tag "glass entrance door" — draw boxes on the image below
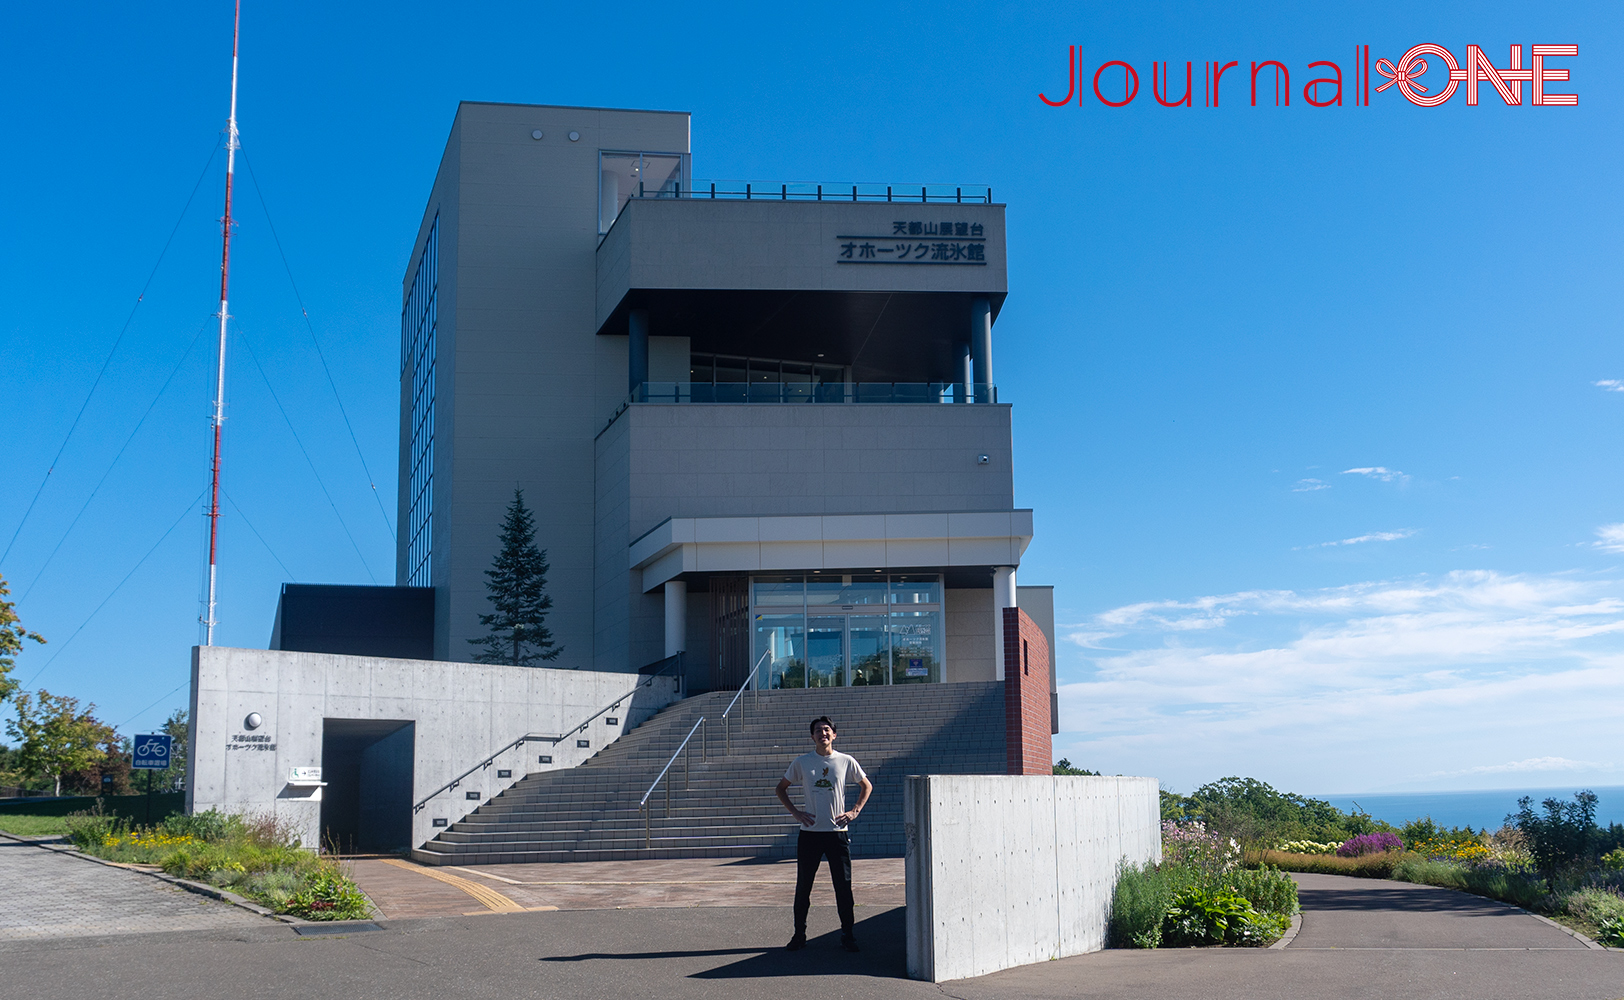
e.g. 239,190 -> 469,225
806,617 -> 846,687
848,616 -> 888,685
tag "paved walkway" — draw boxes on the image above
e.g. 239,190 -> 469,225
1286,871 -> 1588,950
348,855 -> 907,917
0,837 -> 264,941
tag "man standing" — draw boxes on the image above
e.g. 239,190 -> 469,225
776,715 -> 873,952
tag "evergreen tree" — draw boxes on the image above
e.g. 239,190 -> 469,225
468,489 -> 561,666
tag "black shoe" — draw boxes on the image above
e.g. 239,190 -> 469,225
841,934 -> 861,953
785,933 -> 807,951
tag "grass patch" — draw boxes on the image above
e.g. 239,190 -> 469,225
0,813 -> 72,837
1249,849 -> 1400,879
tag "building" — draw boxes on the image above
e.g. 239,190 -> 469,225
396,101 -> 1052,695
190,101 -> 1056,855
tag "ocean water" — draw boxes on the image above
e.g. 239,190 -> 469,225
1314,786 -> 1624,833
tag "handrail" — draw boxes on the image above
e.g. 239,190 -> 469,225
413,661 -> 684,814
640,717 -> 706,808
724,649 -> 770,719
721,649 -> 770,753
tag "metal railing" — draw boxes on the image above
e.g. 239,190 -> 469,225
721,650 -> 770,754
413,657 -> 684,815
640,716 -> 706,848
629,382 -> 997,406
628,180 -> 992,205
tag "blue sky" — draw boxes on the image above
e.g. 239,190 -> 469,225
2,1 -> 1619,796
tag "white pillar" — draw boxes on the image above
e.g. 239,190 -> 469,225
991,566 -> 1016,681
664,580 -> 687,657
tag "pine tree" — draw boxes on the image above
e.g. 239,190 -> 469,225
468,488 -> 561,666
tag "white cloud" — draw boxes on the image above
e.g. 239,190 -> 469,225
1435,756 -> 1608,777
1342,466 -> 1409,483
1292,478 -> 1330,492
1056,569 -> 1624,793
1296,528 -> 1417,550
1595,524 -> 1624,554
1595,380 -> 1624,393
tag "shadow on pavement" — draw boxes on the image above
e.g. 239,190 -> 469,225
1298,885 -> 1515,914
539,909 -> 908,980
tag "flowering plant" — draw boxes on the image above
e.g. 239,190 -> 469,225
1162,820 -> 1240,875
1337,832 -> 1402,857
1277,839 -> 1339,855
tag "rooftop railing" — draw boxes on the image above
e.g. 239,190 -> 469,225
630,381 -> 997,405
628,180 -> 993,204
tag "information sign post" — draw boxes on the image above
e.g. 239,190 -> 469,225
132,734 -> 172,826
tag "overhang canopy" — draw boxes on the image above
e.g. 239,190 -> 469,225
630,510 -> 1033,592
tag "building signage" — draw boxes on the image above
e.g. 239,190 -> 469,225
905,658 -> 929,678
228,733 -> 277,752
837,221 -> 987,265
132,734 -> 172,770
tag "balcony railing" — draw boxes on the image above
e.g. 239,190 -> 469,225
628,180 -> 993,205
631,382 -> 997,405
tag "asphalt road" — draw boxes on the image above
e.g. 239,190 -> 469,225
1,846 -> 1617,1000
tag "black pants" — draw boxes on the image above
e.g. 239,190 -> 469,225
794,830 -> 855,934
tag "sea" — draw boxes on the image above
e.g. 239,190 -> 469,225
1313,786 -> 1624,833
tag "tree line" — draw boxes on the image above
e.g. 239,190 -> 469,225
1,572 -> 187,797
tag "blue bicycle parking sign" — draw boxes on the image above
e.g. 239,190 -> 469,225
133,733 -> 172,770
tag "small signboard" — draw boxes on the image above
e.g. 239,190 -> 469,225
132,734 -> 171,770
905,658 -> 929,678
287,767 -> 324,785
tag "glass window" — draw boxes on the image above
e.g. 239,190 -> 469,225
755,614 -> 806,689
599,152 -> 683,234
805,577 -> 845,608
689,355 -> 712,382
806,617 -> 845,688
889,575 -> 942,605
748,359 -> 780,383
714,357 -> 748,383
889,610 -> 942,684
752,576 -> 804,606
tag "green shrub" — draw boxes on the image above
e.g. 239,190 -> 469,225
1226,864 -> 1299,917
1109,861 -> 1173,948
1601,847 -> 1624,873
286,866 -> 372,921
1392,856 -> 1549,910
64,809 -> 123,851
1161,887 -> 1283,947
1509,791 -> 1602,885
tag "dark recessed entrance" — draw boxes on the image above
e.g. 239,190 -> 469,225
320,719 -> 414,854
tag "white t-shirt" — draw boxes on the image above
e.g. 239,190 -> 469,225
784,750 -> 868,832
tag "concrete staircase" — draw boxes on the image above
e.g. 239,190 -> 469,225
411,682 -> 1006,864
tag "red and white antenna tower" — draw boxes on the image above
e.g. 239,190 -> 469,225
203,0 -> 241,645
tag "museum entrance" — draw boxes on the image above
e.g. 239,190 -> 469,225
753,574 -> 943,688
319,719 -> 415,854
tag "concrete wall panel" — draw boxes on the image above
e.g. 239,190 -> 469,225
904,774 -> 1161,982
189,646 -> 679,851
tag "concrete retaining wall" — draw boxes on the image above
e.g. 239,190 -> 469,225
187,646 -> 680,850
904,774 -> 1161,982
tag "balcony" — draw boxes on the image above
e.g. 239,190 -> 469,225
632,381 -> 997,404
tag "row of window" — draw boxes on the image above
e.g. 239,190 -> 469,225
688,354 -> 847,386
402,218 -> 438,588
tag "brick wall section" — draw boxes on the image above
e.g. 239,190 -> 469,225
1003,607 -> 1053,775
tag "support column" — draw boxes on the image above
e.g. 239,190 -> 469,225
958,339 -> 973,403
970,297 -> 992,402
628,308 -> 649,395
991,566 -> 1016,680
664,579 -> 687,657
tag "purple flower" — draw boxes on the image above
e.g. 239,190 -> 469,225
1337,832 -> 1402,857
